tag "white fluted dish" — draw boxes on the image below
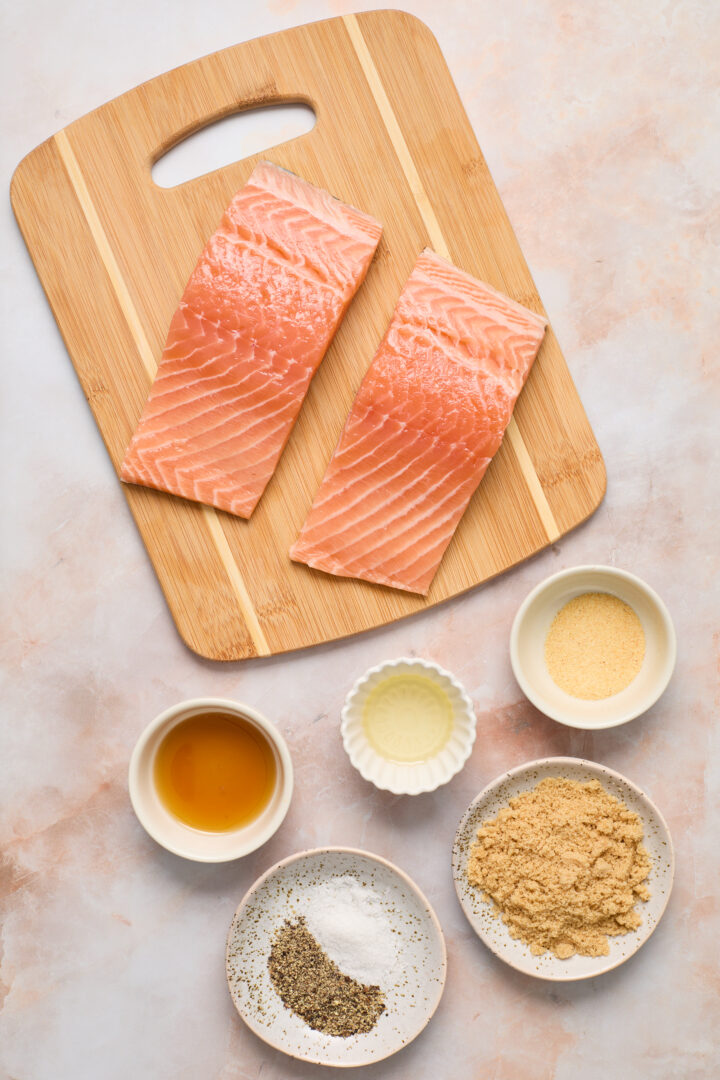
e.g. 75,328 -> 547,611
341,658 -> 476,795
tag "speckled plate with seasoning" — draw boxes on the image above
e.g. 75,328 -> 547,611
452,757 -> 674,981
226,847 -> 446,1067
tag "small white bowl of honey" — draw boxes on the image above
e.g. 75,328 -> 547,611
341,658 -> 476,795
129,698 -> 293,861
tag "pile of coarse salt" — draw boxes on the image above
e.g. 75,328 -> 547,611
303,875 -> 399,986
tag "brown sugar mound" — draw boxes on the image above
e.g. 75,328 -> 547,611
467,777 -> 651,959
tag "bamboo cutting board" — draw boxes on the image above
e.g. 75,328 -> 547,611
12,11 -> 605,661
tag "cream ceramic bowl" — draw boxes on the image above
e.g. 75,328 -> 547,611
510,565 -> 676,729
226,847 -> 446,1067
341,658 -> 476,795
128,697 -> 293,862
452,757 -> 674,981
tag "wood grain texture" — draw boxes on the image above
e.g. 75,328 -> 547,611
11,10 -> 606,661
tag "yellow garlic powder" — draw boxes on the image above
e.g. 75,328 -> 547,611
545,592 -> 645,700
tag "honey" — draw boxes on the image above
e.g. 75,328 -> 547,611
153,712 -> 276,831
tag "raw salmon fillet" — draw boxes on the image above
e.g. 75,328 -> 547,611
120,161 -> 382,517
289,250 -> 547,595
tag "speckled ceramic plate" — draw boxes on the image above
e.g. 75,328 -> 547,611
452,757 -> 674,981
226,847 -> 446,1066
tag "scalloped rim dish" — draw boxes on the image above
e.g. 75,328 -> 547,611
341,658 -> 476,794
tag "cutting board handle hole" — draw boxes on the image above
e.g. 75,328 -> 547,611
151,103 -> 316,188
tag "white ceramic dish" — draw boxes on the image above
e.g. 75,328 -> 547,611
226,847 -> 446,1067
510,565 -> 676,729
128,697 -> 293,862
452,757 -> 674,981
341,658 -> 476,795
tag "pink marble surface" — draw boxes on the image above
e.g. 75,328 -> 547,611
2,1 -> 719,1077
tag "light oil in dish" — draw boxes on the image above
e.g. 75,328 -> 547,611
362,674 -> 453,764
153,712 -> 276,832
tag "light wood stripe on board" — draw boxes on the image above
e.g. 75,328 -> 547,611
503,422 -> 560,541
54,128 -> 270,656
343,13 -> 561,544
202,508 -> 270,655
55,130 -> 158,381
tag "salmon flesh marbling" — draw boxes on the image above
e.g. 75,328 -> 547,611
121,161 -> 382,517
290,250 -> 547,594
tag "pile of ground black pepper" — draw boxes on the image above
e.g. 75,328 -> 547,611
268,917 -> 386,1037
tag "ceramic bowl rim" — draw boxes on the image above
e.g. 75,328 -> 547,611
340,657 -> 476,794
128,696 -> 293,862
510,564 -> 677,729
452,755 -> 675,981
225,845 -> 448,1067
